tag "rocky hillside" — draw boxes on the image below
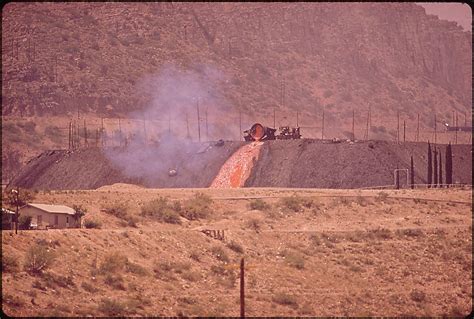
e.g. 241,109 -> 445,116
2,3 -> 471,122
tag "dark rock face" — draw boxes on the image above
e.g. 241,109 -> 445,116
1,3 -> 471,118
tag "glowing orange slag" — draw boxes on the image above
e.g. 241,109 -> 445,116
210,142 -> 263,188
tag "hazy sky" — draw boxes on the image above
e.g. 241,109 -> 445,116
417,3 -> 472,32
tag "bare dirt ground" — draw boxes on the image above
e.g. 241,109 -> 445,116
2,186 -> 472,317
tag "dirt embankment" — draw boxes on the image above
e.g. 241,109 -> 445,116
245,139 -> 472,188
10,141 -> 244,190
9,139 -> 471,190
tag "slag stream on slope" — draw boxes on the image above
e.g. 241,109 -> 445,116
210,142 -> 263,188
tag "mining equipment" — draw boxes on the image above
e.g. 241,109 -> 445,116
276,126 -> 301,140
243,123 -> 301,141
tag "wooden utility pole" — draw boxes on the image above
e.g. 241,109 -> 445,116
205,108 -> 209,141
273,107 -> 276,128
352,109 -> 355,141
143,117 -> 147,144
239,110 -> 242,141
397,111 -> 400,143
321,107 -> 325,140
83,119 -> 88,147
240,258 -> 245,318
455,112 -> 458,144
296,111 -> 299,127
434,114 -> 437,144
168,113 -> 171,133
118,118 -> 122,147
186,113 -> 190,139
68,121 -> 72,150
364,107 -> 370,140
196,99 -> 201,142
416,113 -> 420,142
54,55 -> 58,82
101,117 -> 105,147
403,120 -> 406,143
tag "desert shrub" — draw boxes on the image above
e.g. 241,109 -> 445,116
42,272 -> 75,289
2,254 -> 20,272
226,241 -> 244,254
104,274 -> 126,290
272,292 -> 298,308
141,197 -> 181,224
397,228 -> 424,238
24,244 -> 56,275
44,125 -> 64,144
410,289 -> 426,302
3,294 -> 26,308
153,261 -> 177,281
356,195 -> 369,207
248,198 -> 270,211
246,218 -> 262,232
16,121 -> 36,134
282,250 -> 305,269
372,227 -> 392,240
181,270 -> 201,282
189,250 -> 201,262
376,191 -> 389,202
18,215 -> 32,230
103,203 -> 128,219
98,298 -> 126,316
323,89 -> 333,98
81,281 -> 99,293
309,234 -> 322,246
171,261 -> 191,274
126,261 -> 149,276
279,196 -> 304,212
84,219 -> 102,229
210,246 -> 229,263
178,296 -> 197,305
180,192 -> 213,220
100,252 -> 128,274
32,279 -> 47,291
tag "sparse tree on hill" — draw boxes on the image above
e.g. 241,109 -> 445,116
427,142 -> 432,188
72,205 -> 87,228
410,156 -> 414,189
445,143 -> 453,187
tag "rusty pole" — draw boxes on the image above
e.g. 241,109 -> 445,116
321,107 -> 325,140
352,109 -> 355,141
397,111 -> 400,143
434,114 -> 437,144
239,110 -> 242,141
416,113 -> 420,142
403,120 -> 406,143
196,99 -> 201,142
455,112 -> 458,144
205,107 -> 209,141
296,111 -> 299,127
240,258 -> 245,318
273,107 -> 276,128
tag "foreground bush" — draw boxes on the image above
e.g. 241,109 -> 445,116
248,198 -> 271,211
279,196 -> 304,212
24,244 -> 56,275
2,254 -> 20,272
84,219 -> 102,229
141,197 -> 181,224
180,192 -> 213,220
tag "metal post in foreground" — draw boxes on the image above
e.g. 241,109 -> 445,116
240,258 -> 245,318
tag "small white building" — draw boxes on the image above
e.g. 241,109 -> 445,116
19,203 -> 80,229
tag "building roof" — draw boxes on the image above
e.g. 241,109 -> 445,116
1,208 -> 15,215
24,203 -> 75,215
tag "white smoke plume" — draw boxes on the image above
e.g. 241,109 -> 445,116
103,63 -> 239,185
